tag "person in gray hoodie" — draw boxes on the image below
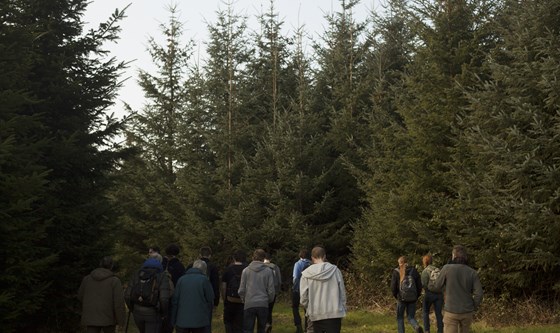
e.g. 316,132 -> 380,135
78,256 -> 126,333
238,249 -> 275,333
433,245 -> 483,333
300,246 -> 347,333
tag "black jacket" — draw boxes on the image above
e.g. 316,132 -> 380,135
390,266 -> 422,301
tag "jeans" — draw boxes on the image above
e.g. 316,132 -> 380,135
243,307 -> 268,333
292,291 -> 303,326
443,311 -> 473,333
397,300 -> 420,333
176,327 -> 206,333
267,295 -> 277,326
423,291 -> 443,333
312,318 -> 342,333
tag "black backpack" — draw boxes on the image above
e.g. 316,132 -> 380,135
395,268 -> 418,302
131,267 -> 161,307
226,268 -> 243,300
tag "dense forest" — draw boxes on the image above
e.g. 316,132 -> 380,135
1,0 -> 559,331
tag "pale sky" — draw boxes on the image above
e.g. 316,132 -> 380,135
83,0 -> 379,118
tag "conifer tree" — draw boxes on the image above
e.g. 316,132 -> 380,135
0,1 -> 128,331
114,6 -> 200,267
450,0 -> 560,299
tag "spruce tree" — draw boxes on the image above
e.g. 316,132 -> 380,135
1,1 -> 128,331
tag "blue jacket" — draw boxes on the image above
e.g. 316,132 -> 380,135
171,268 -> 214,328
292,258 -> 311,292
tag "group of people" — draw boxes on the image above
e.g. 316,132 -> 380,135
77,243 -> 481,333
390,245 -> 484,333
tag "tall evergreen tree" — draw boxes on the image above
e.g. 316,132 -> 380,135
450,0 -> 560,299
113,6 -> 200,269
1,1 -> 128,331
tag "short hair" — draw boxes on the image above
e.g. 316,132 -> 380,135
165,243 -> 180,256
193,259 -> 207,274
233,250 -> 246,263
423,254 -> 433,266
149,246 -> 160,253
200,246 -> 212,258
452,245 -> 467,260
100,256 -> 114,270
311,246 -> 326,260
253,249 -> 266,262
298,248 -> 309,259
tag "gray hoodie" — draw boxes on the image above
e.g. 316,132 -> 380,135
238,260 -> 275,309
300,262 -> 347,322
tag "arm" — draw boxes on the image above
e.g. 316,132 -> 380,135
267,270 -> 275,303
205,280 -> 215,310
337,269 -> 347,309
113,278 -> 126,327
292,261 -> 299,284
77,277 -> 85,303
299,276 -> 309,309
159,274 -> 171,317
210,265 -> 220,306
414,268 -> 423,295
390,269 -> 399,299
238,269 -> 246,302
171,279 -> 180,327
421,268 -> 429,290
472,272 -> 483,310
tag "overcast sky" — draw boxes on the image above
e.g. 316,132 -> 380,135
83,0 -> 379,117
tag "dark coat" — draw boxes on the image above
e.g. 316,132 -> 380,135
171,268 -> 214,328
78,267 -> 126,327
390,266 -> 422,302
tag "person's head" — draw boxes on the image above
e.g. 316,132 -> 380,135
452,245 -> 468,263
253,249 -> 266,262
193,259 -> 208,274
165,243 -> 180,257
232,250 -> 246,263
100,256 -> 114,270
422,254 -> 433,267
148,246 -> 160,257
311,246 -> 326,263
298,248 -> 309,259
200,246 -> 212,259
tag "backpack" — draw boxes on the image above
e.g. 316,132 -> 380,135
226,266 -> 243,303
396,268 -> 417,302
427,266 -> 441,292
130,267 -> 161,307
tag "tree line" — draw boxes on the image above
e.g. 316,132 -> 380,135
1,0 -> 559,331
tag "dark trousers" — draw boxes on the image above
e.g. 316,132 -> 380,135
224,301 -> 244,333
291,291 -> 303,326
176,327 -> 205,333
423,291 -> 444,333
243,307 -> 268,333
133,311 -> 162,333
267,295 -> 277,326
312,318 -> 342,333
86,326 -> 116,333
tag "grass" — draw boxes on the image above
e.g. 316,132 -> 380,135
124,300 -> 560,333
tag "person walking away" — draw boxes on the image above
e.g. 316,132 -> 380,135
78,256 -> 126,333
264,252 -> 282,333
391,256 -> 424,333
421,255 -> 443,333
238,249 -> 275,333
299,246 -> 346,333
222,250 -> 248,333
187,246 -> 220,333
162,243 -> 186,333
125,257 -> 172,333
171,260 -> 214,333
292,249 -> 311,333
433,245 -> 483,333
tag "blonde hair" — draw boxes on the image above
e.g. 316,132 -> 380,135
398,256 -> 407,282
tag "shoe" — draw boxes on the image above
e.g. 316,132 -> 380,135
416,326 -> 424,333
265,324 -> 272,333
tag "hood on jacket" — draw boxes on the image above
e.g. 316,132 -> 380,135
142,258 -> 163,272
247,260 -> 268,272
301,262 -> 337,281
90,267 -> 115,281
